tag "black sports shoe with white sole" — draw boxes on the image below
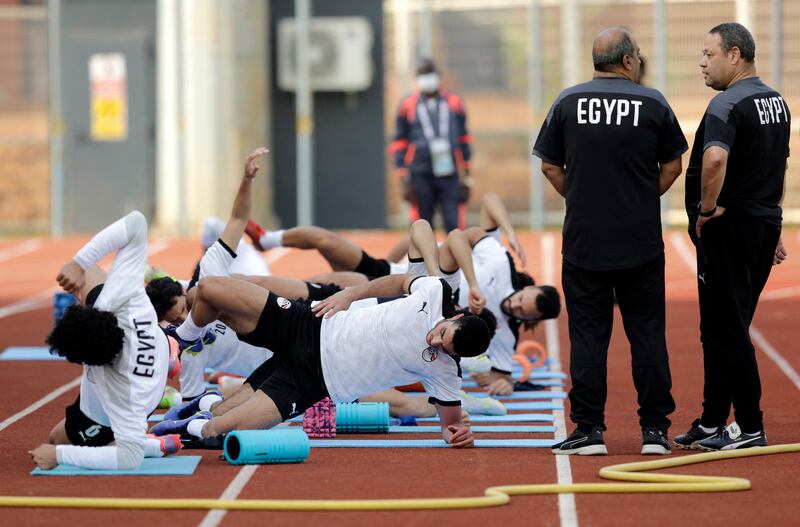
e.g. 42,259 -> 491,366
641,426 -> 671,455
674,418 -> 724,450
551,426 -> 607,455
697,422 -> 767,451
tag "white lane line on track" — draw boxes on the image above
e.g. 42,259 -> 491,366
542,232 -> 579,527
669,232 -> 800,392
197,465 -> 259,527
0,239 -> 171,320
0,239 -> 43,264
0,376 -> 81,433
197,247 -> 290,527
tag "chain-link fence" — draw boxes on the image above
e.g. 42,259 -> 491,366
0,0 -> 49,233
384,0 -> 800,227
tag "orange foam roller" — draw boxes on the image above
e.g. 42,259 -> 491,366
513,340 -> 547,382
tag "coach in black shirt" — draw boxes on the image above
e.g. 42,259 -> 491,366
674,23 -> 791,452
533,27 -> 687,456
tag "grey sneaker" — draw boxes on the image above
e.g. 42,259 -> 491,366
697,422 -> 767,451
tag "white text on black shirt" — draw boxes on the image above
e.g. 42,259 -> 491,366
577,98 -> 643,126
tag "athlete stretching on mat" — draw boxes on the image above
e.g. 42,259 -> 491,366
148,148 -> 274,400
152,275 -> 491,448
456,193 -> 561,395
29,211 -> 180,471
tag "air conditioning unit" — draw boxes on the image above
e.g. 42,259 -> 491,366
277,17 -> 374,92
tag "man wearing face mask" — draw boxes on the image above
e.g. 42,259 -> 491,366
390,58 -> 473,232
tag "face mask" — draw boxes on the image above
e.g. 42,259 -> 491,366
416,73 -> 440,94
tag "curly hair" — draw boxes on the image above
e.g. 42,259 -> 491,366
146,277 -> 184,321
46,305 -> 123,366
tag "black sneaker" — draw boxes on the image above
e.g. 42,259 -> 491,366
674,419 -> 724,450
641,426 -> 671,455
697,422 -> 767,451
551,426 -> 607,455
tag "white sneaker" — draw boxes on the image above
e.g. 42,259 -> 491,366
460,391 -> 507,415
460,354 -> 492,374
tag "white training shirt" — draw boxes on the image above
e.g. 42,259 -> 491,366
458,232 -> 518,373
56,211 -> 169,470
180,239 -> 273,397
320,276 -> 462,406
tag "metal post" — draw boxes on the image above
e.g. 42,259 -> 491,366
736,0 -> 755,33
394,0 -> 412,93
295,0 -> 313,226
771,0 -> 783,92
528,0 -> 544,230
654,0 -> 669,227
560,0 -> 581,88
419,0 -> 432,57
176,0 -> 187,236
47,0 -> 63,236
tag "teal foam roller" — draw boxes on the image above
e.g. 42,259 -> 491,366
223,429 -> 310,465
335,402 -> 389,433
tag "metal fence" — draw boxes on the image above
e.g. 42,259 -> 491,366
383,0 -> 799,228
0,1 -> 49,233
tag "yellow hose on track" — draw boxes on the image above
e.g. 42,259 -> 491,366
2,444 -> 798,511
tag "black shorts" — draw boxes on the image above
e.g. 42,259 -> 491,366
240,293 -> 328,420
304,281 -> 342,301
354,250 -> 391,280
64,395 -> 115,447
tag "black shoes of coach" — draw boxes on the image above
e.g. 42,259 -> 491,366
697,422 -> 767,451
641,426 -> 671,455
674,418 -> 724,450
551,426 -> 607,455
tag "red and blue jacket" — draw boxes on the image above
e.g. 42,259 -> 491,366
389,90 -> 472,179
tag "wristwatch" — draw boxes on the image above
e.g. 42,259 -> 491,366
698,204 -> 716,217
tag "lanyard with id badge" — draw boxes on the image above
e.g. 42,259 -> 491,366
417,98 -> 455,177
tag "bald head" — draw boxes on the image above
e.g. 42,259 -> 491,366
592,27 -> 638,74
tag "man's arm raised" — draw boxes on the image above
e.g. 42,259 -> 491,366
218,147 -> 269,251
311,274 -> 416,319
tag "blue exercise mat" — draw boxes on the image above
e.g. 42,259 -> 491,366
460,379 -> 564,388
1,347 -> 63,361
409,391 -> 567,400
389,425 -> 555,433
504,402 -> 562,410
416,413 -> 554,423
309,439 -> 556,448
463,371 -> 567,380
31,455 -> 202,476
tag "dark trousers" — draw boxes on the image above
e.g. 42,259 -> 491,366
691,212 -> 780,433
410,171 -> 460,232
562,254 -> 675,432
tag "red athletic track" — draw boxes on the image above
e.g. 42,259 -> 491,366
0,230 -> 798,527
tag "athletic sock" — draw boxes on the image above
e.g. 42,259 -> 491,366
259,230 -> 285,250
144,437 -> 165,458
187,419 -> 209,438
699,424 -> 719,434
176,313 -> 205,341
198,393 -> 223,412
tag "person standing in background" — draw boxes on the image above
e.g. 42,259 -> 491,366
391,58 -> 473,232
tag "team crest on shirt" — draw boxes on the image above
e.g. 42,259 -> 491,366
422,346 -> 438,362
276,296 -> 292,310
